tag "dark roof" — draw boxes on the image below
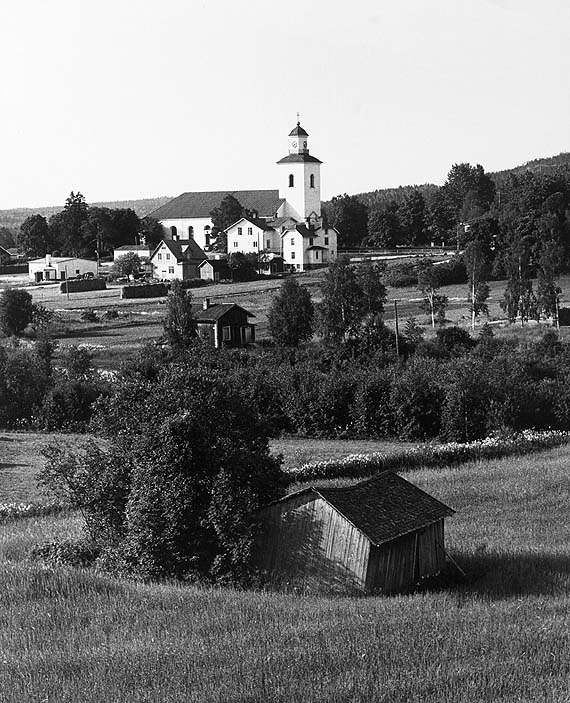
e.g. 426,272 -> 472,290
151,239 -> 206,263
277,154 -> 322,165
267,216 -> 298,228
288,122 -> 309,137
226,216 -> 275,232
192,303 -> 255,322
115,245 -> 150,251
199,259 -> 230,272
306,245 -> 327,250
281,472 -> 454,547
150,190 -> 285,220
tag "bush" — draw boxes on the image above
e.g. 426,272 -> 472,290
384,262 -> 417,288
104,309 -> 119,320
390,358 -> 443,439
59,278 -> 106,294
351,368 -> 395,437
80,308 -> 98,323
0,288 -> 34,336
29,540 -> 100,567
121,283 -> 168,299
39,363 -> 285,583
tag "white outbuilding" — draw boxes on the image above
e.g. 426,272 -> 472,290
28,254 -> 98,283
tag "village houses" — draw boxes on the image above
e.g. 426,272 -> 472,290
150,121 -> 338,272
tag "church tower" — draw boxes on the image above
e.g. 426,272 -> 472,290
277,121 -> 322,223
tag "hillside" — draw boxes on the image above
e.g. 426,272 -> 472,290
0,196 -> 172,235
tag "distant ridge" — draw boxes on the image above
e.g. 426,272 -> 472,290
0,196 -> 172,234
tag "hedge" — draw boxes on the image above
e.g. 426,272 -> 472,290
121,283 -> 168,299
285,430 -> 570,484
60,279 -> 107,293
0,264 -> 27,275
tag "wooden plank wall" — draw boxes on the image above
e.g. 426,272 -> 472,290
254,495 -> 371,592
366,520 -> 446,593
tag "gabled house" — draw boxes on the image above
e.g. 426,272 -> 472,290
0,246 -> 11,266
194,298 -> 255,348
253,471 -> 455,594
150,239 -> 207,281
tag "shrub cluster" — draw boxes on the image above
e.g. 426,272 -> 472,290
121,283 -> 168,299
59,279 -> 106,293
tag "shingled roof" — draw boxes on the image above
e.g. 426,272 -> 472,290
288,122 -> 309,137
192,303 -> 255,322
150,239 -> 206,262
281,472 -> 454,547
150,190 -> 285,220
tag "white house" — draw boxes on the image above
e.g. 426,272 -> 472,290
28,254 -> 98,283
150,121 -> 338,271
149,239 -> 207,281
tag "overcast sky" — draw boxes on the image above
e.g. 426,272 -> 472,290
0,0 -> 568,209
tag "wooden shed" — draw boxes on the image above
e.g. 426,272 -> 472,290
253,471 -> 455,594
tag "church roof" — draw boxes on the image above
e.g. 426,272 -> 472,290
276,154 -> 322,165
288,122 -> 309,137
150,190 -> 285,220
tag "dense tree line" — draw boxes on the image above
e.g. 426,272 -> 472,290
18,192 -> 163,258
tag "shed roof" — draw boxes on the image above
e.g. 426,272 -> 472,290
150,190 -> 285,220
278,472 -> 454,546
192,303 -> 255,322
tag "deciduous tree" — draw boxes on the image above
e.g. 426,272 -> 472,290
0,288 -> 34,336
163,280 -> 197,350
268,276 -> 314,346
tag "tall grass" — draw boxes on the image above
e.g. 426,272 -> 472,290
2,446 -> 570,701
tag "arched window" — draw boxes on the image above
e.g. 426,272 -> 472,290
188,226 -> 194,238
289,174 -> 294,187
170,225 -> 178,240
310,174 -> 315,189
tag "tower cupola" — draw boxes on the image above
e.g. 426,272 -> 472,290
288,122 -> 309,155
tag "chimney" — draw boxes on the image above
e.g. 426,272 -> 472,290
203,297 -> 210,310
45,253 -> 51,266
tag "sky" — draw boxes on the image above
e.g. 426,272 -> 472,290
0,0 -> 569,209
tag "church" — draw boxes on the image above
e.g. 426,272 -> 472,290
150,121 -> 338,272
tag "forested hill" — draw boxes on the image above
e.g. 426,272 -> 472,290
347,153 -> 570,209
0,196 -> 172,234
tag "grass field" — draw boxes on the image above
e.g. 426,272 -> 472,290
4,269 -> 570,370
1,436 -> 570,701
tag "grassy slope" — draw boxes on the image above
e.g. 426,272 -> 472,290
3,269 -> 570,370
1,445 -> 570,701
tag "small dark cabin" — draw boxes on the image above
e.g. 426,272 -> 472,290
193,299 -> 255,348
253,471 -> 455,594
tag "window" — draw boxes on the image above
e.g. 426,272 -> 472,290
233,241 -> 238,247
289,174 -> 294,187
158,253 -> 162,260
290,238 -> 294,246
315,251 -> 319,259
238,227 -> 243,236
309,238 -> 314,246
170,226 -> 177,238
310,174 -> 315,188
75,269 -> 80,275
296,264 -> 300,270
253,241 -> 258,248
204,225 -> 210,230
188,226 -> 194,237
266,239 -> 271,248
324,236 -> 329,245
168,266 -> 174,274
291,252 -> 295,260
248,227 -> 253,235
222,326 -> 231,341
166,253 -> 170,260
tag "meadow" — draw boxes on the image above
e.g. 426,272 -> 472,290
1,436 -> 570,701
4,269 -> 570,370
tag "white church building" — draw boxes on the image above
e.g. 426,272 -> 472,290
150,121 -> 338,271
